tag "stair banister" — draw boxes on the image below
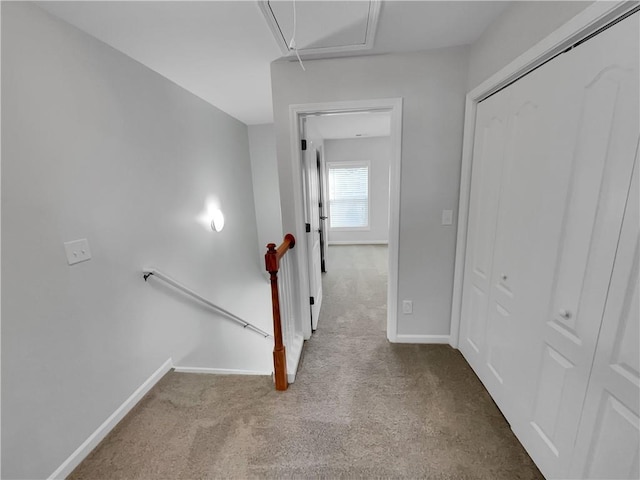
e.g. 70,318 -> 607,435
265,233 -> 296,391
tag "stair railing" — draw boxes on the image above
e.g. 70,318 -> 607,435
265,233 -> 296,391
142,268 -> 272,339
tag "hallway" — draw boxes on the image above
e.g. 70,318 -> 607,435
70,246 -> 542,479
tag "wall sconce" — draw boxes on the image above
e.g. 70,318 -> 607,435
210,209 -> 225,232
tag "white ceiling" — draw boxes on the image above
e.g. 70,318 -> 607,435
37,1 -> 510,126
37,1 -> 282,125
305,111 -> 391,140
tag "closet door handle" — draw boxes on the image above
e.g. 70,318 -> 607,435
559,309 -> 572,319
500,273 -> 508,281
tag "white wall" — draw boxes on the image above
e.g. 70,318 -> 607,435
248,123 -> 283,264
271,47 -> 469,338
468,1 -> 593,89
1,3 -> 272,478
324,137 -> 390,244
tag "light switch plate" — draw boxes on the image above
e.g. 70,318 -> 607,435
64,238 -> 92,265
442,209 -> 453,226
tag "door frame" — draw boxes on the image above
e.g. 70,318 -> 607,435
450,0 -> 638,348
289,98 -> 403,341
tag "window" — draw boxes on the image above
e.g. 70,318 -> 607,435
328,162 -> 370,229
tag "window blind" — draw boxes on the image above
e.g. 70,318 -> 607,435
328,164 -> 369,229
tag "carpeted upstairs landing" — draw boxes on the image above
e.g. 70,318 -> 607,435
70,245 -> 542,479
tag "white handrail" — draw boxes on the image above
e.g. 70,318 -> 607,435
142,267 -> 272,339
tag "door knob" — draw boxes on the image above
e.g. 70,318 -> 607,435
559,309 -> 572,319
320,216 -> 327,220
501,273 -> 508,281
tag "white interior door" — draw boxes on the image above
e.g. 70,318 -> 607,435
460,25 -> 582,423
513,15 -> 639,479
569,156 -> 639,479
458,88 -> 509,396
317,148 -> 329,273
301,129 -> 323,330
459,12 -> 639,480
484,56 -> 573,424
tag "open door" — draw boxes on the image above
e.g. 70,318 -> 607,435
317,148 -> 329,273
301,119 -> 323,331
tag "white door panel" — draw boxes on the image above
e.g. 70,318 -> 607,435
570,158 -> 639,479
317,148 -> 329,273
459,90 -> 510,374
303,140 -> 323,330
484,47 -> 577,423
515,15 -> 639,479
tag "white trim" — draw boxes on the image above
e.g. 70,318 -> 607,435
286,333 -> 305,383
449,0 -> 637,350
328,240 -> 388,245
49,358 -> 173,480
394,334 -> 450,345
289,98 -> 403,346
172,366 -> 272,376
328,227 -> 371,232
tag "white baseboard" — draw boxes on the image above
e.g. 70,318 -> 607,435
173,366 -> 271,376
328,240 -> 388,245
393,334 -> 451,344
49,358 -> 173,480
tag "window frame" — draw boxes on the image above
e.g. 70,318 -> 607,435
326,160 -> 371,232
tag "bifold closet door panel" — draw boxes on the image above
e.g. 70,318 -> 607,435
458,28 -> 579,416
513,13 -> 639,479
482,49 -> 582,424
569,157 -> 639,479
458,90 -> 510,394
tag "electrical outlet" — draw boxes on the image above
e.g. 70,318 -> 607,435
64,238 -> 92,265
402,300 -> 413,314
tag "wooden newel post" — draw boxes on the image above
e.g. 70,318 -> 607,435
265,237 -> 294,391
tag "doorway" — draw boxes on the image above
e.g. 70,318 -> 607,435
291,98 -> 403,340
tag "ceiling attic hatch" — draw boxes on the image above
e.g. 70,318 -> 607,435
259,1 -> 381,58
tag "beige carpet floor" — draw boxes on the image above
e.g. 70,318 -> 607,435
70,245 -> 543,479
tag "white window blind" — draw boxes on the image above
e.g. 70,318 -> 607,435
328,163 -> 369,229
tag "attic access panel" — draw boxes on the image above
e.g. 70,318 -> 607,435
259,1 -> 381,57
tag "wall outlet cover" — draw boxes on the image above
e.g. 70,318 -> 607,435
64,238 -> 92,265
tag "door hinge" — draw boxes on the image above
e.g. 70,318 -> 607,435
310,296 -> 315,305
301,139 -> 307,151
305,223 -> 311,233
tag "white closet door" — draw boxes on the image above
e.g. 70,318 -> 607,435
459,35 -> 575,418
459,90 -> 510,398
483,51 -> 577,424
569,157 -> 639,479
459,11 -> 639,480
513,14 -> 639,479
